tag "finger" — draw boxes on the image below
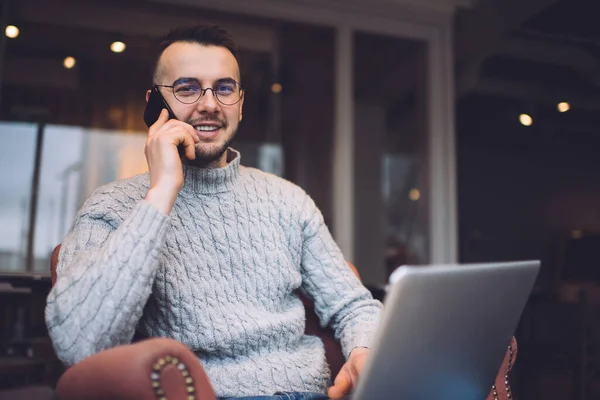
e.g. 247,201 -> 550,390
180,121 -> 200,143
181,132 -> 197,160
149,109 -> 171,135
328,369 -> 352,399
161,119 -> 200,143
154,126 -> 197,159
158,108 -> 170,123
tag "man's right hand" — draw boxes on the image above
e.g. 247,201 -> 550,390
144,108 -> 199,215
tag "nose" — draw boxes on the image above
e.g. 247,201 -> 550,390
195,88 -> 220,114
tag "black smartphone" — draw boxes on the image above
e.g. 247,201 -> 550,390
143,87 -> 177,128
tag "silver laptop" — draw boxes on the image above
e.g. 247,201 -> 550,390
352,260 -> 539,400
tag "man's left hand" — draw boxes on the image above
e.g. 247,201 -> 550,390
327,347 -> 369,399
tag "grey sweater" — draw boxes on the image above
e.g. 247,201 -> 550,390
45,149 -> 382,397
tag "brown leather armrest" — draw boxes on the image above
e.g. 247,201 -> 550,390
56,338 -> 215,400
486,336 -> 518,400
51,244 -> 61,286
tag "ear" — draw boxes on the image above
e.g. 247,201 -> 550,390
145,90 -> 151,102
238,91 -> 245,122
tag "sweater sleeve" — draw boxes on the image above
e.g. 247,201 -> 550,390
298,195 -> 382,359
45,198 -> 169,366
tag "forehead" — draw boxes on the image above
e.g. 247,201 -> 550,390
157,42 -> 240,83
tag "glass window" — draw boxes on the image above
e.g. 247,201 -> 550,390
0,122 -> 37,273
353,31 -> 429,283
31,126 -> 148,273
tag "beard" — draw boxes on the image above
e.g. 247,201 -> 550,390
194,133 -> 236,164
181,114 -> 238,168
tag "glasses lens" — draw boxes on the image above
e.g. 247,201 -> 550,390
215,80 -> 242,105
171,80 -> 243,105
173,81 -> 202,104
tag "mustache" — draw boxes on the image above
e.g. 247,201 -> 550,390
187,115 -> 228,128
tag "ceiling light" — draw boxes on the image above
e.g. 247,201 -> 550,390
519,114 -> 533,126
5,25 -> 19,39
557,102 -> 570,112
271,83 -> 282,94
409,188 -> 420,201
63,56 -> 76,69
110,41 -> 126,53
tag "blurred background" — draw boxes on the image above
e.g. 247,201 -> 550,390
0,0 -> 599,398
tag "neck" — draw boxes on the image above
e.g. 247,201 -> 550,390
180,148 -> 241,195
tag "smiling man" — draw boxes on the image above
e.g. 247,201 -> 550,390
45,26 -> 382,400
150,38 -> 243,170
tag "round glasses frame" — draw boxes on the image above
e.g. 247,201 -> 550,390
155,80 -> 244,106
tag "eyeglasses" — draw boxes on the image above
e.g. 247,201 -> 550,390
155,77 -> 244,106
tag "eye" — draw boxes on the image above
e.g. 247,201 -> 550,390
216,82 -> 235,95
174,83 -> 201,95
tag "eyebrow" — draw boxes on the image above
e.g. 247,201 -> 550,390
173,77 -> 239,85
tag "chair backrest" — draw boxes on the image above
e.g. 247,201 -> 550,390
51,244 -> 61,287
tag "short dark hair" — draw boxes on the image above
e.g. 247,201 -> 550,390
152,25 -> 238,83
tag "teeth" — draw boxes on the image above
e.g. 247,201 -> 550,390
195,125 -> 219,132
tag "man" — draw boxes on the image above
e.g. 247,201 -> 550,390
45,25 -> 382,400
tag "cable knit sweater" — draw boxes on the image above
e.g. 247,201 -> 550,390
45,149 -> 382,397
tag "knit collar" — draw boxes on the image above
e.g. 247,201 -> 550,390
181,148 -> 241,195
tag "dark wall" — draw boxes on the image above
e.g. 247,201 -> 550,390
457,95 -> 600,288
280,23 -> 335,222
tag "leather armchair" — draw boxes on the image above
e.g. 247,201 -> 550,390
50,245 -> 517,399
56,338 -> 215,400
